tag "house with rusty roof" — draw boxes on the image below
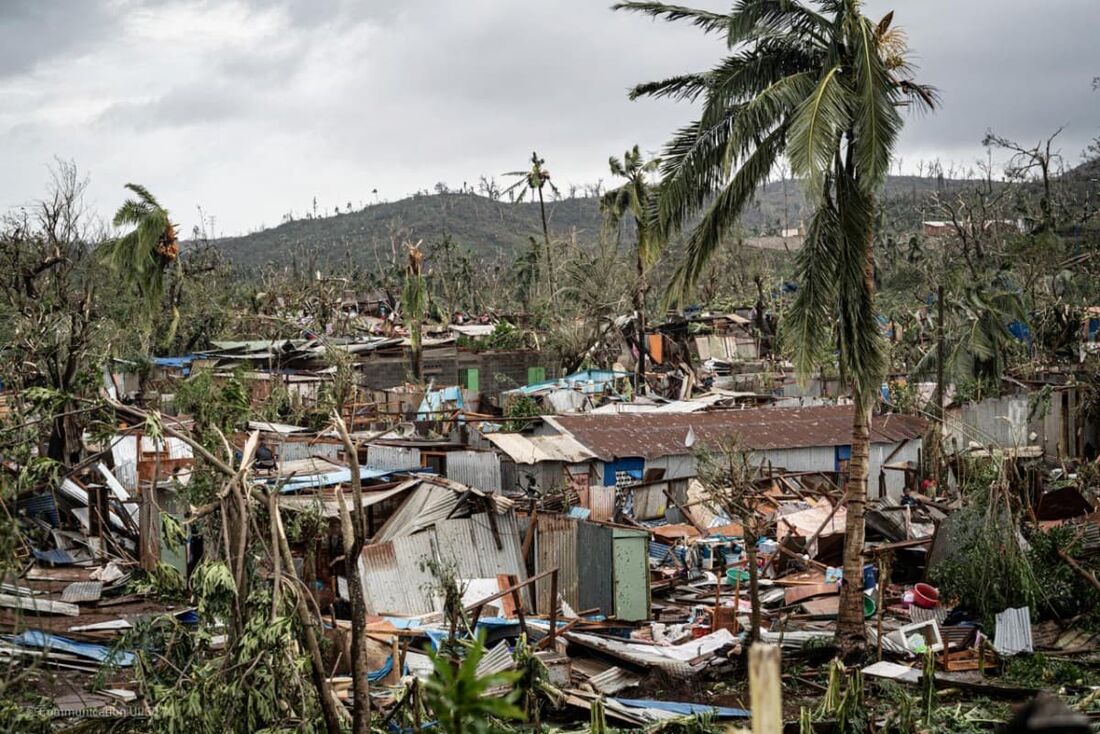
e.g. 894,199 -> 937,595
507,405 -> 927,500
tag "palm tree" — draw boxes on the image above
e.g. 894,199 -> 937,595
504,152 -> 559,307
616,0 -> 936,654
402,241 -> 428,381
601,145 -> 664,394
98,184 -> 181,342
916,280 -> 1027,392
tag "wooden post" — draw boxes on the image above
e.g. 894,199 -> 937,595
548,569 -> 559,648
749,643 -> 782,734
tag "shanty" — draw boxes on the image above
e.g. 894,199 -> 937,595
3,2 -> 1100,733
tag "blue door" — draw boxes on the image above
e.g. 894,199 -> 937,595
834,445 -> 852,472
604,457 -> 644,486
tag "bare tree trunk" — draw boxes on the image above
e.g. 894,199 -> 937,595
334,414 -> 371,734
273,498 -> 347,734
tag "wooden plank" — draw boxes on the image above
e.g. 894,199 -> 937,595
0,594 -> 79,616
750,643 -> 782,734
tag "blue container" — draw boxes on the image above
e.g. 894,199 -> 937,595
863,564 -> 877,591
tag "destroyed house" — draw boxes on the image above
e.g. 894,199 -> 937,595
518,405 -> 926,499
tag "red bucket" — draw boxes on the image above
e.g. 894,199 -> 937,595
912,582 -> 940,609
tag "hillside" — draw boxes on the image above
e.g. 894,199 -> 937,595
211,175 -> 970,269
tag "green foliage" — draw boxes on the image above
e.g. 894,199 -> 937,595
813,659 -> 869,734
1027,525 -> 1100,624
190,560 -> 238,619
423,631 -> 524,734
0,687 -> 52,734
1002,654 -> 1097,688
174,368 -> 251,435
458,321 -> 530,351
503,395 -> 544,431
129,562 -> 187,601
928,483 -> 1040,626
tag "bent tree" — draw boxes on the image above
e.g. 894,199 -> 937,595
617,0 -> 935,654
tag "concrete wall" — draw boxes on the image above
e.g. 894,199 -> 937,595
355,348 -> 551,401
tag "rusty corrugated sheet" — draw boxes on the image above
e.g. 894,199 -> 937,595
552,406 -> 926,460
534,514 -> 578,613
435,513 -> 531,608
446,450 -> 502,493
359,536 -> 437,616
588,486 -> 616,523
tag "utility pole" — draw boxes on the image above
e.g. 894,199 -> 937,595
934,284 -> 945,494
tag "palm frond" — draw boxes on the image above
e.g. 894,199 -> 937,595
629,73 -> 710,102
832,178 -> 885,399
787,65 -> 849,195
785,191 -> 841,381
666,124 -> 786,303
612,2 -> 729,34
850,16 -> 903,193
727,0 -> 829,47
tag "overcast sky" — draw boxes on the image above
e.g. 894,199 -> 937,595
1,0 -> 1097,236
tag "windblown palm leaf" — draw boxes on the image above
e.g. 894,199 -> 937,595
98,183 -> 178,310
617,0 -> 937,400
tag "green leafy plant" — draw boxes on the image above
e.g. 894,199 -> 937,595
423,632 -> 524,734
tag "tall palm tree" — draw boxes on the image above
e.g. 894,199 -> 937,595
617,0 -> 936,654
601,145 -> 664,394
504,152 -> 559,307
402,241 -> 428,381
98,183 -> 181,342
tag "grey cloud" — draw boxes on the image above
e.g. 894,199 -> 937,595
0,2 -> 117,78
1,0 -> 1098,236
95,82 -> 253,131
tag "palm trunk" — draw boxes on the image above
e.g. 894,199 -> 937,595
633,250 -> 648,396
836,396 -> 871,654
537,187 -> 555,307
836,217 -> 878,657
410,321 -> 422,382
746,526 -> 761,643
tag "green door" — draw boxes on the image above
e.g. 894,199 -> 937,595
612,528 -> 649,621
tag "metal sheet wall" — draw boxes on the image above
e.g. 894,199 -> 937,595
433,513 -> 530,607
277,440 -> 340,463
588,486 -> 616,523
359,535 -> 437,616
576,521 -> 614,616
446,451 -> 502,493
534,515 -> 579,613
366,445 -> 423,471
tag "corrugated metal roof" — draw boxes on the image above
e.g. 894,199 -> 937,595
588,666 -> 641,695
550,406 -> 926,460
994,606 -> 1033,655
485,433 -> 596,464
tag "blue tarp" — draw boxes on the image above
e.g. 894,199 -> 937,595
613,698 -> 750,719
416,386 -> 465,420
275,466 -> 393,492
32,548 -> 76,566
508,369 -> 632,396
9,630 -> 134,667
152,355 -> 195,376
